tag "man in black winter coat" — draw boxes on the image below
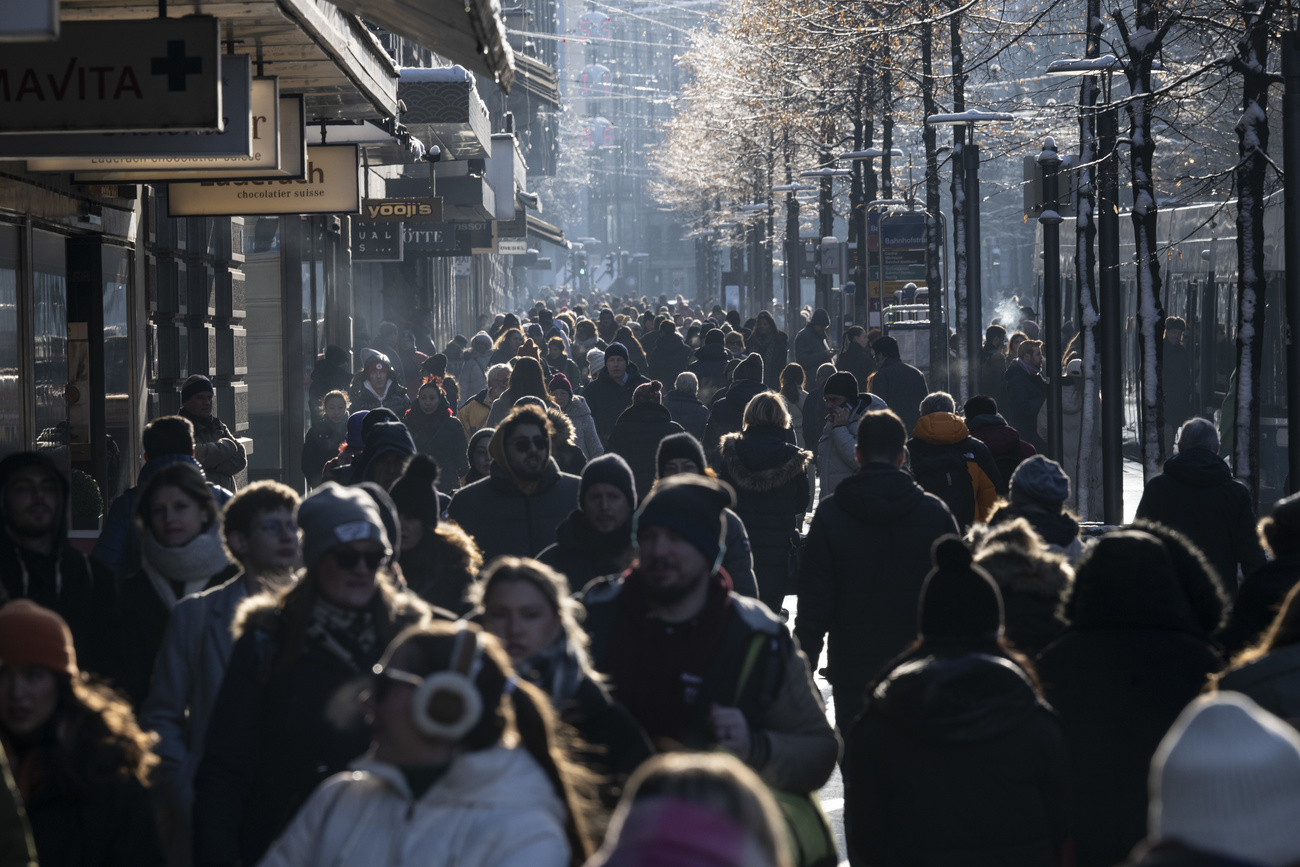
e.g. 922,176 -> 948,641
794,409 -> 959,729
607,381 -> 684,504
648,320 -> 694,385
794,308 -> 835,383
1135,418 -> 1266,592
866,336 -> 929,436
583,342 -> 651,447
538,454 -> 637,592
703,353 -> 770,459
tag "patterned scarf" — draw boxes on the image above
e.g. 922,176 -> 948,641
306,597 -> 378,671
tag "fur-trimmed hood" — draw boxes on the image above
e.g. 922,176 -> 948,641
718,429 -> 812,494
230,578 -> 430,641
971,518 -> 1074,599
546,407 -> 577,446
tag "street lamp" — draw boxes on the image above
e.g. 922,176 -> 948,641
1038,136 -> 1064,464
925,110 -> 1013,400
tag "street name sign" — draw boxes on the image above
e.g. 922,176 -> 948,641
166,145 -> 360,217
0,17 -> 221,133
17,58 -> 256,163
69,95 -> 305,182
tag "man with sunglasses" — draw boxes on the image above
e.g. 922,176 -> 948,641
447,403 -> 581,561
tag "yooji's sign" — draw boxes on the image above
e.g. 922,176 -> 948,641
0,17 -> 221,133
362,197 -> 444,222
166,145 -> 360,217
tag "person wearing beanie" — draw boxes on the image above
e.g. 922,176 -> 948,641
545,335 -> 581,386
714,393 -> 811,615
447,404 -> 582,561
968,517 -> 1074,656
607,380 -> 684,504
180,373 -> 248,491
348,348 -> 411,415
1136,416 -> 1266,595
548,370 -> 604,462
388,455 -> 482,616
461,426 -> 495,487
907,391 -> 1002,530
579,476 -> 839,802
1036,529 -> 1224,867
845,537 -> 1069,867
303,390 -> 351,489
583,342 -> 651,448
1219,493 -> 1300,656
795,409 -> 960,730
647,318 -> 694,386
864,335 -> 929,436
404,378 -> 470,484
702,354 -> 779,460
1127,693 -> 1300,867
539,454 -> 639,592
460,331 -> 495,398
815,370 -> 891,500
987,455 -> 1084,561
654,432 -> 758,599
193,483 -> 432,867
964,393 -> 1037,497
0,601 -> 166,867
586,347 -> 606,381
794,308 -> 834,384
688,328 -> 732,401
345,419 -> 417,490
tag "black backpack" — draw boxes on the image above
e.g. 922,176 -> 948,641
910,442 -> 977,528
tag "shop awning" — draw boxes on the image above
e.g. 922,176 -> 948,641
513,54 -> 561,106
326,0 -> 515,92
399,67 -> 493,160
499,212 -> 566,247
61,0 -> 400,120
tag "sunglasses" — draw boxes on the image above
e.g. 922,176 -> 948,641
511,436 -> 549,453
331,547 -> 387,570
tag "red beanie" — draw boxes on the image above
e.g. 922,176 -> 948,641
0,600 -> 78,676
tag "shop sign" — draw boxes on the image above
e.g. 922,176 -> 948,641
404,221 -> 492,256
18,59 -> 258,164
0,17 -> 221,133
497,238 -> 528,255
362,197 -> 443,223
166,145 -> 360,217
0,0 -> 59,42
353,221 -> 403,261
73,96 -> 305,182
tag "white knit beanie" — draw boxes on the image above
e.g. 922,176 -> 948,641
1151,692 -> 1300,867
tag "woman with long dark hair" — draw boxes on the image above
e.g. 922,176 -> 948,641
845,537 -> 1069,867
405,379 -> 470,483
257,621 -> 597,867
613,325 -> 648,371
486,357 -> 556,427
0,601 -> 164,867
490,328 -> 526,366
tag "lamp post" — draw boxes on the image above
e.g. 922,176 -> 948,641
1038,136 -> 1064,464
774,183 -> 817,323
925,110 -> 1013,400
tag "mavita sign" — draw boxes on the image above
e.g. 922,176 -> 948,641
0,17 -> 220,134
166,145 -> 360,217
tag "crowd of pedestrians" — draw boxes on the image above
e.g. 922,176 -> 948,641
1,293 -> 1298,867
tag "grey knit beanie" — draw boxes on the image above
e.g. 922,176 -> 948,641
297,482 -> 391,569
1009,455 -> 1070,507
1150,692 -> 1300,866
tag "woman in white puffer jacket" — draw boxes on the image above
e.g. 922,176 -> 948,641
258,622 -> 596,867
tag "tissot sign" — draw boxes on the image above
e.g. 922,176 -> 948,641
0,17 -> 220,133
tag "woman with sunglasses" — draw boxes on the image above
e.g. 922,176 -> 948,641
193,484 -> 434,867
258,621 -> 597,867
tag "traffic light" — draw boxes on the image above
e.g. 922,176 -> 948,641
576,250 -> 588,276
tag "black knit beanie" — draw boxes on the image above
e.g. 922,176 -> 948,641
918,536 -> 1004,642
656,432 -> 708,479
734,353 -> 764,383
181,374 -> 214,404
823,371 -> 859,403
635,475 -> 736,568
389,454 -> 441,528
580,453 -> 637,509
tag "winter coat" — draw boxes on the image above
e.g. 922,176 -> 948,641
1217,643 -> 1300,724
180,409 -> 248,491
782,389 -> 809,448
446,459 -> 582,561
794,324 -> 833,382
537,511 -> 634,594
347,378 -> 410,415
846,653 -> 1070,867
867,357 -> 929,435
301,418 -> 346,489
802,387 -> 826,458
815,393 -> 890,502
547,410 -> 589,476
1005,361 -> 1048,451
1135,448 -> 1267,590
978,348 -> 1010,409
971,525 -> 1073,657
988,502 -> 1085,562
966,413 -> 1037,497
398,525 -> 480,616
583,577 -> 840,795
794,464 -> 959,728
722,508 -> 759,599
715,429 -> 812,611
192,592 -> 429,867
257,746 -> 569,867
687,342 -> 731,398
836,341 -> 875,392
458,389 -> 494,438
308,360 -> 351,410
702,378 -> 769,458
746,329 -> 789,389
458,347 -> 492,398
663,388 -> 709,442
583,363 -> 651,445
547,353 -> 581,388
1219,555 -> 1300,656
93,454 -> 233,583
607,403 -> 684,503
1036,555 -> 1223,867
563,395 -> 604,461
404,405 -> 470,482
648,331 -> 695,386
907,413 -> 1001,528
140,573 -> 254,824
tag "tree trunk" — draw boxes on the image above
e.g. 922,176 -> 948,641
949,1 -> 969,401
922,18 -> 947,387
1074,0 -> 1103,518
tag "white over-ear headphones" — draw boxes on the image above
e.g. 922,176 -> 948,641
375,624 -> 485,741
